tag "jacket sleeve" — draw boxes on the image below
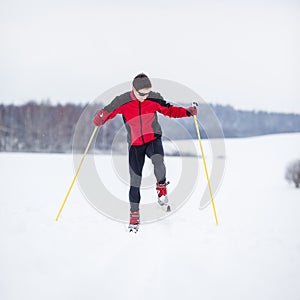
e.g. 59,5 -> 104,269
100,107 -> 121,124
99,92 -> 132,124
148,94 -> 189,118
158,104 -> 189,118
148,92 -> 190,118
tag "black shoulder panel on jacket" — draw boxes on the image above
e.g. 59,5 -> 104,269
104,92 -> 132,112
147,92 -> 172,108
148,91 -> 164,100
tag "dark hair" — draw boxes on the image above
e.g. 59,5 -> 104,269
132,73 -> 152,91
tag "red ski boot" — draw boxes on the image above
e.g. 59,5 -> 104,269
156,181 -> 171,212
128,211 -> 140,233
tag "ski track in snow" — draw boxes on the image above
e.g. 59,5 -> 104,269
0,133 -> 300,300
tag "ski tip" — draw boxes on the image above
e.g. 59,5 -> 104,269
166,205 -> 171,212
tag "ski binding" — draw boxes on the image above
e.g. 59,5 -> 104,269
128,224 -> 139,233
158,196 -> 171,212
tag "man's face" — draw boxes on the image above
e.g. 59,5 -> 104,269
133,87 -> 151,102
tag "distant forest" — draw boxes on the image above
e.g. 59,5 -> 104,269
0,101 -> 300,153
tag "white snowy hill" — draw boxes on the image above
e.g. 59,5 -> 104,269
0,133 -> 299,300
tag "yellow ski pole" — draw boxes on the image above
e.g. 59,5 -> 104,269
192,102 -> 219,225
55,126 -> 98,221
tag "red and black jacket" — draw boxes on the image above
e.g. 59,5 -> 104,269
101,91 -> 191,146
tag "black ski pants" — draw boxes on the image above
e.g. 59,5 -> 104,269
129,137 -> 166,212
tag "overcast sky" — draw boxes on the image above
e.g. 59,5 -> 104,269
0,0 -> 299,113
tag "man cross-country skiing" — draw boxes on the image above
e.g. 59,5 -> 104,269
93,73 -> 197,232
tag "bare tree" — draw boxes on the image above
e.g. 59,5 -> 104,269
285,160 -> 300,188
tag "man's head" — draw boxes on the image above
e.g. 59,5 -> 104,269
132,73 -> 152,102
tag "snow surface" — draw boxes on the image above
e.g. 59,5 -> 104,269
0,133 -> 300,300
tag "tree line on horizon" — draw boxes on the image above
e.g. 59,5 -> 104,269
0,101 -> 300,153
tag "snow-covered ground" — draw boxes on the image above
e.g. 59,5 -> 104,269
0,133 -> 300,300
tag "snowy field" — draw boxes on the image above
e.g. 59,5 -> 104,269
0,133 -> 300,300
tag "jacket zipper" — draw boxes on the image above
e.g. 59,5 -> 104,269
138,102 -> 145,144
